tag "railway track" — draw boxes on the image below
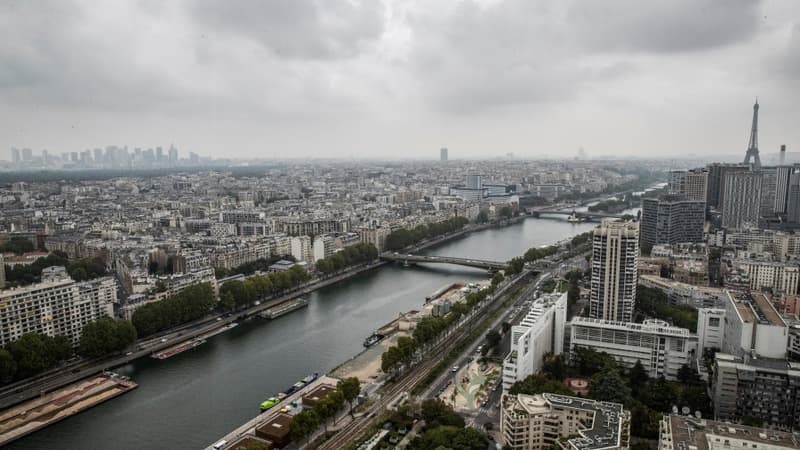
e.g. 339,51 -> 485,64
315,272 -> 530,450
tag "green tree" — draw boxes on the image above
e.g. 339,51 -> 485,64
0,349 -> 17,384
628,360 -> 649,398
408,425 -> 487,450
589,369 -> 631,405
337,377 -> 361,414
7,333 -> 72,379
677,364 -> 702,385
289,409 -> 319,444
509,374 -> 573,396
79,317 -> 136,358
419,399 -> 465,429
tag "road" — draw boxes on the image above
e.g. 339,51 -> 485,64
422,271 -> 551,404
313,268 -> 532,450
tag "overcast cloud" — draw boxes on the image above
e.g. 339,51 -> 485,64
1,0 -> 798,160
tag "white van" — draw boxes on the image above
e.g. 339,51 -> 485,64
212,440 -> 227,449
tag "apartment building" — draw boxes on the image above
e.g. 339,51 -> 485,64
730,260 -> 800,295
0,266 -> 116,346
640,195 -> 705,247
568,318 -> 697,380
502,292 -> 567,390
712,353 -> 800,428
659,414 -> 800,450
501,393 -> 630,450
589,220 -> 639,322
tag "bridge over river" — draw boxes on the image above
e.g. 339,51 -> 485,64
526,208 -> 625,221
380,253 -> 508,270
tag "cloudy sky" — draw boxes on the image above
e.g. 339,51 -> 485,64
1,0 -> 799,160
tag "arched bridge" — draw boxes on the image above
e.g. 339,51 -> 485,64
527,209 -> 625,221
380,253 -> 508,270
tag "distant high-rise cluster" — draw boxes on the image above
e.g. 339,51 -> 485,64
440,147 -> 448,161
6,143 -> 202,170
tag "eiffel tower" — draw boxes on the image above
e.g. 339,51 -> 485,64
743,99 -> 761,168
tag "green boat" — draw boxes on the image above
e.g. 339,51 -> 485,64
260,397 -> 280,411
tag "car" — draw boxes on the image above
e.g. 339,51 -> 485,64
451,365 -> 459,373
160,338 -> 167,343
125,351 -> 133,356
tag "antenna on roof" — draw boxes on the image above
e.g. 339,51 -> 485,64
672,406 -> 679,414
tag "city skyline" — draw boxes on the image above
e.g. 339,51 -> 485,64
1,1 -> 799,160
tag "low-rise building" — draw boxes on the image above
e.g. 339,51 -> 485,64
659,414 -> 800,450
501,393 -> 630,450
568,317 -> 697,380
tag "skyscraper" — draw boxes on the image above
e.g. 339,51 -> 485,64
743,99 -> 761,168
21,148 -> 33,161
706,163 -> 749,209
722,171 -> 763,229
10,147 -> 20,164
640,195 -> 705,248
668,168 -> 708,203
787,172 -> 800,224
774,165 -> 794,214
440,147 -> 448,161
760,167 -> 778,219
589,220 -> 639,322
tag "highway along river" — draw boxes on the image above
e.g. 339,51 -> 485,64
10,216 -> 602,450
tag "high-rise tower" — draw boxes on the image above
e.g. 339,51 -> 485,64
589,220 -> 639,322
743,99 -> 761,168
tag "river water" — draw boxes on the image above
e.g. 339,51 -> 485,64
12,216 -> 602,450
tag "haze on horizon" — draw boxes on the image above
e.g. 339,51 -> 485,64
1,0 -> 799,161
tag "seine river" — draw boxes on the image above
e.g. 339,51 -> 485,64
12,216 -> 605,450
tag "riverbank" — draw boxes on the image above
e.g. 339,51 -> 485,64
7,213 -> 600,450
0,220 -> 501,412
0,373 -> 137,446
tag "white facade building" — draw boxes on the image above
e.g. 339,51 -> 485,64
290,235 -> 313,263
659,415 -> 800,450
696,308 -> 726,352
722,291 -> 788,359
0,267 -> 116,346
502,292 -> 567,390
568,317 -> 697,380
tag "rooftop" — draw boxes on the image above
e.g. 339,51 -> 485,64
666,415 -> 800,450
729,291 -> 786,328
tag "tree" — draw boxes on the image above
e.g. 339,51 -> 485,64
408,425 -> 487,450
498,206 -> 513,219
491,272 -> 504,287
475,210 -> 489,224
337,377 -> 361,414
509,374 -> 573,396
589,369 -> 631,405
541,353 -> 566,381
289,410 -> 319,444
628,360 -> 649,398
6,333 -> 72,379
0,349 -> 17,384
501,321 -> 511,334
419,399 -> 465,429
79,317 -> 137,358
677,364 -> 702,385
485,330 -> 502,353
397,336 -> 417,364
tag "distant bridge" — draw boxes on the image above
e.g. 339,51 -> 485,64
527,208 -> 625,221
380,253 -> 508,270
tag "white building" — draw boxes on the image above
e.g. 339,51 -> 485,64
696,308 -> 726,352
290,235 -> 312,263
501,393 -> 630,450
0,267 -> 116,346
568,317 -> 697,380
722,290 -> 788,359
731,259 -> 800,295
659,415 -> 800,450
589,220 -> 639,322
502,292 -> 567,390
312,235 -> 336,262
